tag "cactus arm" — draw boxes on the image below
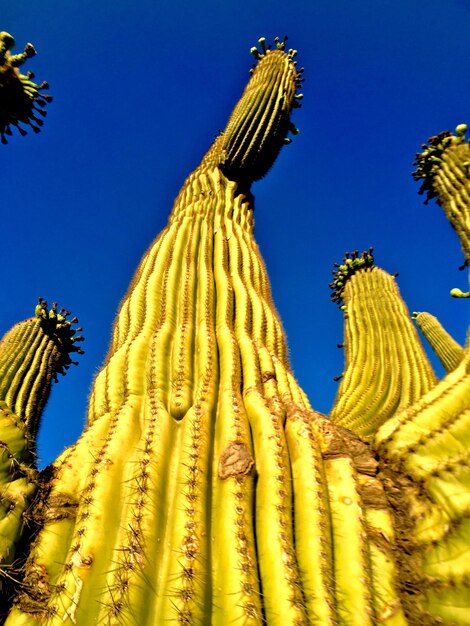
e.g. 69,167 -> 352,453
0,32 -> 51,143
220,41 -> 302,182
413,124 -> 470,296
412,311 -> 465,372
330,256 -> 436,440
0,306 -> 82,614
376,350 -> 470,624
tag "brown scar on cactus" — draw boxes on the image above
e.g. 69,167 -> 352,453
218,442 -> 255,479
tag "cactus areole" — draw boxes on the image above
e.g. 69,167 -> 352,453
1,36 -> 470,626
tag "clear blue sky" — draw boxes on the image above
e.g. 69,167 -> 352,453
2,1 -> 469,467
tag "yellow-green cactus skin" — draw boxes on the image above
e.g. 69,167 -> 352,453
2,38 -> 470,626
376,347 -> 470,625
412,311 -> 464,373
329,252 -> 437,441
0,31 -> 51,144
0,301 -> 83,611
413,124 -> 470,296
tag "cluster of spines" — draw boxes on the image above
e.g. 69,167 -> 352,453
329,248 -> 375,306
0,32 -> 52,144
412,124 -> 468,204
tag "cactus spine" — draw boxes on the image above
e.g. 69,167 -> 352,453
1,36 -> 470,626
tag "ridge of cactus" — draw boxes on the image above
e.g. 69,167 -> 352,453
330,257 -> 437,441
0,300 -> 83,615
0,32 -> 52,144
412,311 -> 465,373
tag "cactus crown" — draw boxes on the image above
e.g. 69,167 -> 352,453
0,31 -> 52,144
329,248 -> 375,305
217,36 -> 303,183
412,124 -> 468,204
33,297 -> 84,378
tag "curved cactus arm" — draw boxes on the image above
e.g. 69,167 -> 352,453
412,311 -> 465,373
0,303 -> 83,611
329,252 -> 436,440
413,124 -> 470,295
375,348 -> 470,625
0,32 -> 52,144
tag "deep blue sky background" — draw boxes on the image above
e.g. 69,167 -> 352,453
2,1 -> 469,467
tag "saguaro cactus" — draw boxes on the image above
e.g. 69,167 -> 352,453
0,301 -> 83,611
1,36 -> 469,626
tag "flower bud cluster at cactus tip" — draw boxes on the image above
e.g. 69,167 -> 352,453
330,248 -> 375,305
248,34 -> 305,101
35,297 -> 85,379
412,124 -> 469,203
0,31 -> 52,144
